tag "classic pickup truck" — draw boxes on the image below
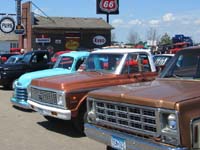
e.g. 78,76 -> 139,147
27,48 -> 157,133
85,46 -> 200,150
11,51 -> 89,109
0,50 -> 51,89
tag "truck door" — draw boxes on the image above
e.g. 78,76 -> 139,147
30,52 -> 49,71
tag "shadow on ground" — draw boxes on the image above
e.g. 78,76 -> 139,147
0,86 -> 12,91
37,119 -> 85,138
12,105 -> 35,113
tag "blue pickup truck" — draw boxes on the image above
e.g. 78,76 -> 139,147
11,51 -> 89,109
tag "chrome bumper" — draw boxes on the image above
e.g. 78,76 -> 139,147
85,123 -> 188,150
10,97 -> 30,109
28,100 -> 71,120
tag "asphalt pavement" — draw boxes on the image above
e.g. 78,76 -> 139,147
0,87 -> 105,150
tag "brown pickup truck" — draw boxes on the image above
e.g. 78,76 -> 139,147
85,46 -> 200,150
27,48 -> 157,133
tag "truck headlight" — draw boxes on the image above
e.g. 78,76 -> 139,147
57,92 -> 65,107
87,110 -> 96,122
87,97 -> 97,123
168,114 -> 177,130
160,110 -> 180,146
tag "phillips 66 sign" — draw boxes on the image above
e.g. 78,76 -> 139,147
96,0 -> 119,14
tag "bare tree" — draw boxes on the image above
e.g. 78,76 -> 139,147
127,31 -> 140,44
146,28 -> 160,42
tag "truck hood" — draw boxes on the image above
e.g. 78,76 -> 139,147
89,78 -> 200,109
31,71 -> 117,91
16,68 -> 73,88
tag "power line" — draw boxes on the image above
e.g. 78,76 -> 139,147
31,1 -> 55,23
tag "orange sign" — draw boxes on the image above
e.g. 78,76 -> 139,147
65,32 -> 80,50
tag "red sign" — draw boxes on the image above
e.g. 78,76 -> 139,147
97,0 -> 119,14
100,0 -> 118,13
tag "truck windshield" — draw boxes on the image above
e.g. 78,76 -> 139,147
5,55 -> 23,64
53,56 -> 74,70
84,53 -> 124,73
160,51 -> 200,79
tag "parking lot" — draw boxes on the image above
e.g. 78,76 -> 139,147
0,87 -> 104,150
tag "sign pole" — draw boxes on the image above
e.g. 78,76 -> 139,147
106,13 -> 109,23
14,0 -> 25,35
15,0 -> 21,25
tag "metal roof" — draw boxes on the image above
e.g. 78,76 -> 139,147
92,48 -> 152,54
32,17 -> 113,30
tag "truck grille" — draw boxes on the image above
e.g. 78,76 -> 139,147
92,99 -> 159,137
15,87 -> 28,100
30,87 -> 57,106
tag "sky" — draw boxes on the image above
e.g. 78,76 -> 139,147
1,0 -> 200,43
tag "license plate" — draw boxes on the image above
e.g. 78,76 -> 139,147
111,135 -> 126,150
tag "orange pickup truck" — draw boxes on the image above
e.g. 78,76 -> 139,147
85,46 -> 200,150
27,48 -> 157,133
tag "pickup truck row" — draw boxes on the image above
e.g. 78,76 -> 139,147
2,46 -> 199,150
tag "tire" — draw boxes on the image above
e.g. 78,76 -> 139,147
72,108 -> 87,135
3,82 -> 12,90
106,146 -> 117,150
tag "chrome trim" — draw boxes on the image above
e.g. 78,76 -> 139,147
87,97 -> 180,146
190,117 -> 200,149
85,123 -> 188,150
28,100 -> 71,120
88,97 -> 160,137
28,85 -> 66,109
159,109 -> 181,146
15,87 -> 28,100
11,100 -> 30,109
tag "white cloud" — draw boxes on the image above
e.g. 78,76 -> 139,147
194,19 -> 200,25
163,13 -> 175,22
149,20 -> 160,26
128,19 -> 142,25
111,19 -> 124,27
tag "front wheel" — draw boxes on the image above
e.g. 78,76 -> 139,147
106,146 -> 117,150
72,110 -> 87,135
3,82 -> 12,90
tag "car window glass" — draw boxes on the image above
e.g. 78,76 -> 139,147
54,56 -> 74,70
173,54 -> 199,77
85,53 -> 124,73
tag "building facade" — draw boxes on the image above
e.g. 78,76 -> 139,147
19,2 -> 113,52
0,33 -> 18,53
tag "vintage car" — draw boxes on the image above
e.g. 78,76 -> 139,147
153,54 -> 174,72
0,50 -> 51,89
11,51 -> 89,109
27,48 -> 157,134
4,55 -> 24,64
0,53 -> 19,64
85,46 -> 200,150
51,50 -> 71,63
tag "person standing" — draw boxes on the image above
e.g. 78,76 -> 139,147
47,46 -> 54,57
